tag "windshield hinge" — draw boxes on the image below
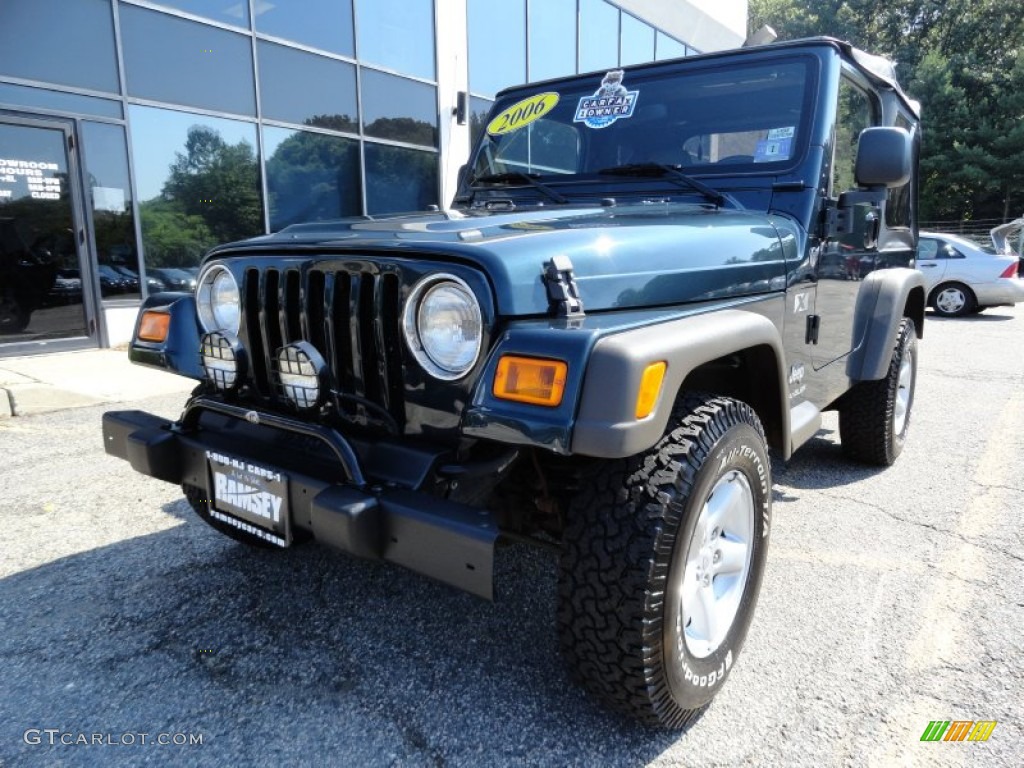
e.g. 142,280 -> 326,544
543,255 -> 584,317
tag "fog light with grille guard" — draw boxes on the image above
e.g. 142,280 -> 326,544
200,331 -> 247,390
276,341 -> 327,410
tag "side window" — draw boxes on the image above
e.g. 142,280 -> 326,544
832,77 -> 878,195
885,113 -> 914,228
916,239 -> 939,259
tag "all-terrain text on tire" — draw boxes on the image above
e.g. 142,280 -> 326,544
103,38 -> 924,728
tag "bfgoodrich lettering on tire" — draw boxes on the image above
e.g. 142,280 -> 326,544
838,318 -> 917,466
557,394 -> 771,728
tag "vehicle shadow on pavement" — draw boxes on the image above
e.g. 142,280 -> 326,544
0,499 -> 692,766
925,310 -> 1016,322
772,427 -> 886,495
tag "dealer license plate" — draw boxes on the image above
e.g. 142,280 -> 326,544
206,450 -> 291,547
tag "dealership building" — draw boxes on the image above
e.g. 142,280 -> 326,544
0,0 -> 748,355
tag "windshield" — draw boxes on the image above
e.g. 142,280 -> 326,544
469,57 -> 813,183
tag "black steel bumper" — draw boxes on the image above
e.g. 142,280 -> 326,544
102,404 -> 499,599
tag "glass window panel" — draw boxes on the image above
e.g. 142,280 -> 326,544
81,122 -> 143,298
468,0 -> 525,97
0,122 -> 88,339
579,0 -> 619,73
258,42 -> 357,132
528,0 -> 576,82
120,4 -> 255,116
356,0 -> 435,80
143,0 -> 249,27
264,126 -> 360,231
128,105 -> 263,270
656,32 -> 688,61
364,144 -> 438,215
0,0 -> 118,93
254,0 -> 353,57
620,15 -> 654,66
469,96 -> 494,148
0,82 -> 122,119
361,70 -> 437,148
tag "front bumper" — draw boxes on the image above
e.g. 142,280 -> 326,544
102,401 -> 499,599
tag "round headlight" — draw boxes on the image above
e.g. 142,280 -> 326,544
403,275 -> 482,380
196,264 -> 240,334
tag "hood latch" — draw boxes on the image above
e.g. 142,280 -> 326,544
543,255 -> 584,317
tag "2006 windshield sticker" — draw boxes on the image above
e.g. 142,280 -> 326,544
574,70 -> 639,129
487,92 -> 560,136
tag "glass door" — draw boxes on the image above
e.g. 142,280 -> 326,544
0,117 -> 92,346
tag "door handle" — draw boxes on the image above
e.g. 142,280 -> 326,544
919,263 -> 937,268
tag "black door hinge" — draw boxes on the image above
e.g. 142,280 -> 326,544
542,255 -> 584,317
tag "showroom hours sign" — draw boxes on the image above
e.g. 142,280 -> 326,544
0,158 -> 63,201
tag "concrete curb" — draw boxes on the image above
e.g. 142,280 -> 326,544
0,349 -> 194,417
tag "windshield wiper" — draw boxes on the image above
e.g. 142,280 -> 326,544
470,171 -> 569,204
597,163 -> 743,209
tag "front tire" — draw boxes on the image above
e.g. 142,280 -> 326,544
839,318 -> 917,465
558,394 -> 771,728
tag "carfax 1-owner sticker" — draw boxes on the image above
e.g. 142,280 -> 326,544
574,70 -> 639,129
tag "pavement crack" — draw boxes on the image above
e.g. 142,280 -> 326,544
824,492 -> 1024,566
970,480 -> 1024,494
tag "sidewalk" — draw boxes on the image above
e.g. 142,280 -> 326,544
0,348 -> 194,418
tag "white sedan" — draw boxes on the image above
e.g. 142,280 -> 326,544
916,231 -> 1024,317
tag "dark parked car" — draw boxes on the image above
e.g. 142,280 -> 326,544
0,217 -> 56,333
148,267 -> 197,292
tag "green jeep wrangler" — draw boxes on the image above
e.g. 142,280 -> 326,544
103,37 -> 924,728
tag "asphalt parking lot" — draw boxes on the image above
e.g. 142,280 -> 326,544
1,305 -> 1022,767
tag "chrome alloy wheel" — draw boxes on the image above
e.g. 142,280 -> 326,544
935,286 -> 967,315
894,346 -> 914,435
678,470 -> 755,659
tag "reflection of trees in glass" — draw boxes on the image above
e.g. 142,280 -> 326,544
139,125 -> 263,268
365,144 -> 439,214
363,117 -> 437,147
306,113 -> 358,133
139,199 -> 215,267
266,129 -> 361,231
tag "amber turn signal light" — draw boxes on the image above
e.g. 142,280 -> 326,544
493,356 -> 567,407
137,310 -> 170,343
634,361 -> 667,419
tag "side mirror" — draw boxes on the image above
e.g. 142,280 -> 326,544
828,127 -> 913,244
855,126 -> 912,189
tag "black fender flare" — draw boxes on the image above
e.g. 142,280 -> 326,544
571,308 -> 789,459
846,267 -> 925,383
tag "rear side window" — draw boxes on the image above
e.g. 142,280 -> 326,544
886,113 -> 915,228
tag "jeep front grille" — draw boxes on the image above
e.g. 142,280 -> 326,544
242,266 -> 405,425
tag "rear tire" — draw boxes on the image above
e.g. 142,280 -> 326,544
558,394 -> 771,728
839,318 -> 917,466
930,282 -> 975,317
